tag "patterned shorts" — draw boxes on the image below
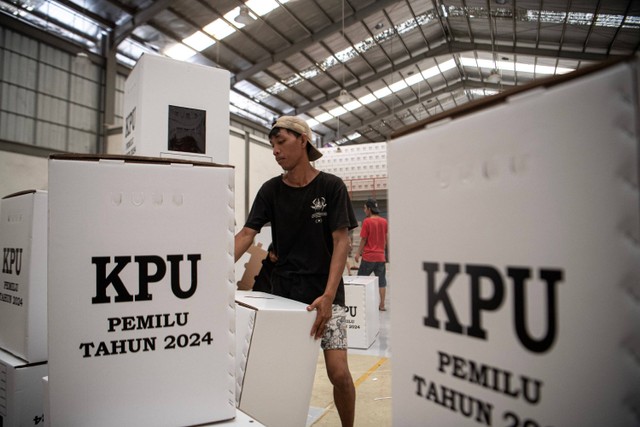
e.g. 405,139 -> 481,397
321,304 -> 348,351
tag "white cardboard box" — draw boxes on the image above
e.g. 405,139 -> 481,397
0,347 -> 47,427
389,59 -> 640,426
47,154 -> 236,427
202,410 -> 266,427
0,190 -> 47,363
43,376 -> 265,427
123,53 -> 230,163
235,291 -> 320,427
42,376 -> 49,427
343,275 -> 379,349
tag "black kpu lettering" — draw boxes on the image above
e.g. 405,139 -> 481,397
413,374 -> 492,425
91,254 -> 201,304
2,248 -> 23,275
422,262 -> 563,353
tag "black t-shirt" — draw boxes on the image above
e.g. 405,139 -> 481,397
244,171 -> 358,305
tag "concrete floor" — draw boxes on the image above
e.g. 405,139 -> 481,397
307,289 -> 392,427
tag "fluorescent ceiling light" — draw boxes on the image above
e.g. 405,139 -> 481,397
459,57 -> 573,75
343,100 -> 362,111
422,64 -> 442,80
307,118 -> 320,128
373,87 -> 392,99
439,59 -> 457,71
404,73 -> 424,86
329,106 -> 347,117
358,93 -> 377,105
389,80 -> 408,93
183,31 -> 216,51
315,112 -> 334,123
203,19 -> 236,40
469,88 -> 499,96
164,43 -> 196,60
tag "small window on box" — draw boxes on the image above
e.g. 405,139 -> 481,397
168,105 -> 206,154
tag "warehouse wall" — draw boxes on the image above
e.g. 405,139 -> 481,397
0,27 -> 123,154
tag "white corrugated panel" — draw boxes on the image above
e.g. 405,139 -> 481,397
1,83 -> 36,115
38,64 -> 68,98
5,30 -> 37,59
68,129 -> 94,153
70,75 -> 99,108
69,103 -> 97,132
36,122 -> 67,151
0,112 -> 34,144
39,44 -> 70,70
37,94 -> 68,124
3,51 -> 37,88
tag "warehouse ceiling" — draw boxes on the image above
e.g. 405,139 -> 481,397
1,0 -> 639,146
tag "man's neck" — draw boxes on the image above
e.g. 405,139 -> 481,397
283,163 -> 319,187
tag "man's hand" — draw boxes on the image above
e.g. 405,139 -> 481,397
307,294 -> 333,340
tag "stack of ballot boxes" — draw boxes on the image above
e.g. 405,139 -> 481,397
235,291 -> 320,427
47,154 -> 236,426
0,190 -> 48,426
343,275 -> 380,349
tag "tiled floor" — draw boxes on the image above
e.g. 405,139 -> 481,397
307,286 -> 392,426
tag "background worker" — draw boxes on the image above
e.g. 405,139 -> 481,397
252,243 -> 277,293
354,198 -> 389,311
234,116 -> 358,427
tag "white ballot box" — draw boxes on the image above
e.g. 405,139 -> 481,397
0,190 -> 47,363
389,58 -> 640,426
343,275 -> 380,349
235,291 -> 320,427
47,154 -> 236,427
123,53 -> 230,163
0,347 -> 47,427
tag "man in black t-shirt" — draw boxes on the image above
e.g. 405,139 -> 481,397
235,116 -> 358,427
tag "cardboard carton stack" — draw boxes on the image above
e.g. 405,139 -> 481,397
0,190 -> 49,427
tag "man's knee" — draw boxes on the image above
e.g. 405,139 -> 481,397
328,366 -> 353,389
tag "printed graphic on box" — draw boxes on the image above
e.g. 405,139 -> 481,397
389,61 -> 640,427
48,156 -> 236,427
0,190 -> 48,363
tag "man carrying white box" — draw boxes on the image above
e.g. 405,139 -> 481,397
234,116 -> 358,427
